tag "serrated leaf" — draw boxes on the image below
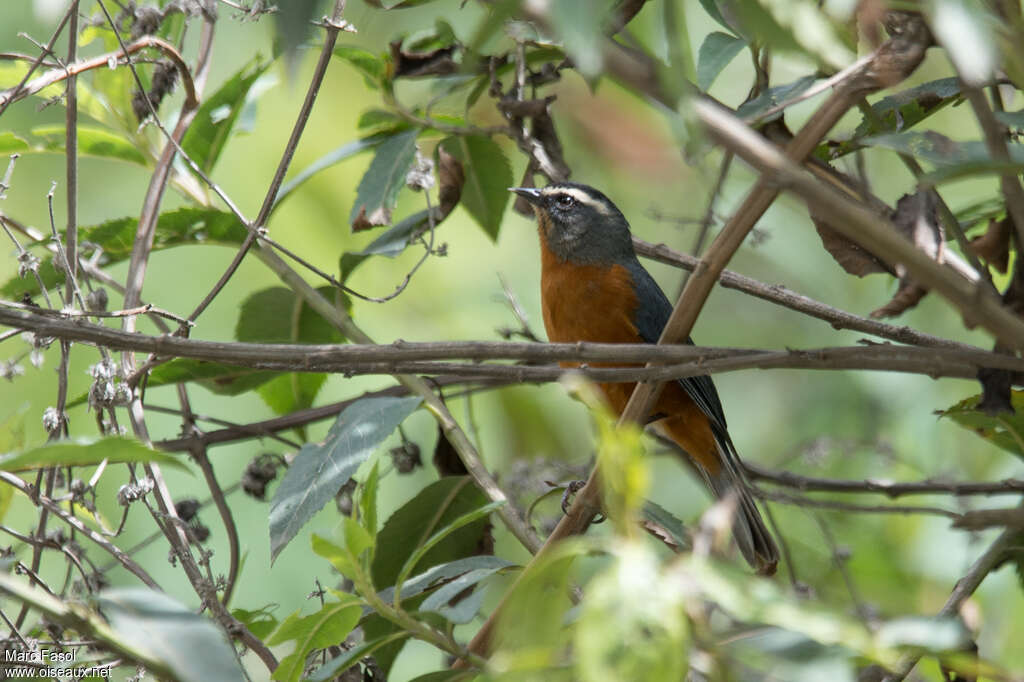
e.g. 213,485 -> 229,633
641,500 -> 691,551
30,125 -> 146,165
439,136 -> 511,240
235,286 -> 345,415
1,208 -> 247,298
697,32 -> 746,91
0,436 -> 187,472
333,45 -> 385,89
361,460 -> 380,539
270,600 -> 362,682
350,129 -> 420,230
183,58 -> 269,175
275,134 -> 392,208
939,390 -> 1024,459
350,208 -> 431,261
371,476 -> 491,590
274,0 -> 321,66
99,588 -> 245,681
269,396 -> 422,560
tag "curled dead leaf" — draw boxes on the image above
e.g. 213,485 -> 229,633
969,217 -> 1012,273
437,146 -> 464,220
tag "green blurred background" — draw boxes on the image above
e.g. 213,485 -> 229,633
1,1 -> 1022,679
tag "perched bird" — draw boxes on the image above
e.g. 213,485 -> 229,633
512,182 -> 779,575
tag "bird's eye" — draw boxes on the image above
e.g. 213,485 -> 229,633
555,194 -> 575,209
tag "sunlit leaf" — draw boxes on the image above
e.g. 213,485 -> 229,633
269,396 -> 422,560
333,45 -> 385,89
0,131 -> 29,153
30,125 -> 147,165
439,135 -> 511,240
697,32 -> 746,91
231,606 -> 279,641
0,436 -> 187,472
862,131 -> 1024,183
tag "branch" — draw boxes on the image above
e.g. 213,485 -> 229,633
744,463 -> 1024,498
632,238 -> 974,350
4,306 -> 1024,380
692,98 -> 1024,351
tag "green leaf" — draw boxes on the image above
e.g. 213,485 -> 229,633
29,125 -> 147,165
352,209 -> 432,259
378,555 -> 514,605
275,134 -> 392,208
183,58 -> 269,175
576,543 -> 689,682
737,75 -> 817,122
270,600 -> 362,682
0,132 -> 29,153
371,476 -> 492,591
696,32 -> 746,91
333,45 -> 385,89
231,606 -> 279,640
2,208 -> 247,298
98,588 -> 245,681
819,78 -> 962,160
995,109 -> 1024,130
350,129 -> 420,230
862,131 -> 1024,183
0,436 -> 187,472
311,522 -> 374,580
274,0 -> 321,66
439,135 -> 511,240
641,500 -> 691,551
698,0 -> 736,34
875,616 -> 971,652
548,0 -> 616,78
419,559 -> 514,624
306,633 -> 409,682
235,286 -> 345,415
406,672 -> 476,682
269,396 -> 422,560
939,390 -> 1024,459
361,460 -> 380,539
393,500 -> 505,602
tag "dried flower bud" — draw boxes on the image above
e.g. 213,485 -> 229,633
86,288 -> 109,313
42,406 -> 62,434
117,478 -> 154,506
406,149 -> 435,191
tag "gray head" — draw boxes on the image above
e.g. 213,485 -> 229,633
510,183 -> 636,265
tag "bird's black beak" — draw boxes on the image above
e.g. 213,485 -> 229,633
509,187 -> 544,206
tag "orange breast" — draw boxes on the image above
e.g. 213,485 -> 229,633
539,238 -> 720,473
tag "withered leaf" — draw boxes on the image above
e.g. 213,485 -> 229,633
969,217 -> 1012,273
437,146 -> 464,220
870,191 -> 943,318
351,205 -> 391,232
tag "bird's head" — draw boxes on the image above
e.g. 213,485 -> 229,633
511,183 -> 635,264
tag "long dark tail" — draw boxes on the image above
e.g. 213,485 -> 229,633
704,436 -> 779,576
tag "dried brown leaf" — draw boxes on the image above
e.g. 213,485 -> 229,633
969,217 -> 1012,273
437,146 -> 464,220
351,205 -> 391,232
390,41 -> 458,78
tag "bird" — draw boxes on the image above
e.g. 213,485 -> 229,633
511,182 -> 779,575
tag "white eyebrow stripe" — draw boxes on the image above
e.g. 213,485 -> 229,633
540,186 -> 611,215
